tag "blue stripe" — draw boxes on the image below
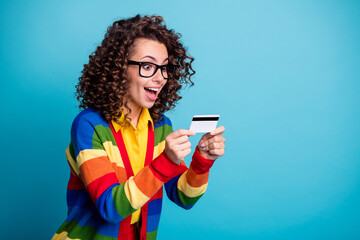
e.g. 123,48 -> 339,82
66,205 -> 120,238
148,198 -> 162,215
147,214 -> 161,232
71,108 -> 110,157
95,220 -> 120,237
65,185 -> 121,237
66,204 -> 96,224
164,175 -> 191,209
154,114 -> 172,129
66,205 -> 103,231
67,189 -> 92,207
95,183 -> 124,223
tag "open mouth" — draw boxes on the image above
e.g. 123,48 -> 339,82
144,87 -> 159,101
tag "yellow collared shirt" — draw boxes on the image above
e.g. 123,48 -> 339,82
111,108 -> 153,224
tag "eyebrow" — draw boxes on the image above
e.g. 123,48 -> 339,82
140,56 -> 169,64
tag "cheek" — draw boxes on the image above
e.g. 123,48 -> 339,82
127,74 -> 143,92
129,81 -> 142,98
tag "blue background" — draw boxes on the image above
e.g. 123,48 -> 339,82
1,0 -> 360,239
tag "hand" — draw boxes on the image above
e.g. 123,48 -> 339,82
198,126 -> 226,160
165,129 -> 196,164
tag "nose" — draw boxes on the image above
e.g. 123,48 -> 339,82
153,67 -> 166,83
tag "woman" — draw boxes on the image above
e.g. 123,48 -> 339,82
53,15 -> 225,240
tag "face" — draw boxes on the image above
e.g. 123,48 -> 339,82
125,38 -> 168,112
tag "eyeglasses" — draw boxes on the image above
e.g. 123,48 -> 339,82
128,60 -> 177,79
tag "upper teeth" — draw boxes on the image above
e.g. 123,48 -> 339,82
146,88 -> 159,92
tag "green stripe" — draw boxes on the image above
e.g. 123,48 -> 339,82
56,219 -> 77,234
112,183 -> 137,218
177,189 -> 203,206
154,124 -> 172,146
147,230 -> 158,240
93,125 -> 117,149
55,220 -> 117,240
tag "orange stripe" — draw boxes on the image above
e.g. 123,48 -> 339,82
79,156 -> 116,185
186,167 -> 209,188
114,164 -> 127,183
180,161 -> 187,167
133,166 -> 163,198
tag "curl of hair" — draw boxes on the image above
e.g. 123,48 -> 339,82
75,15 -> 195,124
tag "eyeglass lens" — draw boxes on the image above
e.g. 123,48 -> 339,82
140,63 -> 175,79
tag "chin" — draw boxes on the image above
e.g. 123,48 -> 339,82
141,101 -> 156,109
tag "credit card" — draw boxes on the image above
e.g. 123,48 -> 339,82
189,115 -> 220,133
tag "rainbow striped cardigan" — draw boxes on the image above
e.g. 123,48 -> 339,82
53,108 -> 215,240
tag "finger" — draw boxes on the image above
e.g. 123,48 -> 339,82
210,126 -> 225,136
170,129 -> 196,139
171,135 -> 191,146
208,142 -> 225,150
175,147 -> 192,162
200,135 -> 224,150
209,148 -> 225,156
178,141 -> 191,151
207,135 -> 226,145
181,147 -> 192,157
199,132 -> 212,144
201,141 -> 224,152
199,127 -> 225,143
199,130 -> 225,149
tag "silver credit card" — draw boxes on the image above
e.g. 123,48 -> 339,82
189,115 -> 220,133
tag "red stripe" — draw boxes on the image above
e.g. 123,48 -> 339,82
118,216 -> 134,239
87,172 -> 118,202
151,188 -> 163,200
67,172 -> 85,190
145,122 -> 154,166
109,123 -> 134,178
149,152 -> 188,182
140,203 -> 148,240
190,147 -> 215,174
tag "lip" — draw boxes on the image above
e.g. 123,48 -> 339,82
144,87 -> 160,101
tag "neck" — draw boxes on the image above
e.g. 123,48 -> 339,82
124,104 -> 142,128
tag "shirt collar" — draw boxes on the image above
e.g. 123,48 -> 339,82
111,108 -> 154,133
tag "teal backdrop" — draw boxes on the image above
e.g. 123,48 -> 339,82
1,0 -> 360,239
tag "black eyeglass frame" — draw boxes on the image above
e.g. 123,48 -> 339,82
128,60 -> 178,79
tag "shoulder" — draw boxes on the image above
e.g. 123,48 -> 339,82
153,114 -> 173,142
70,108 -> 113,153
154,114 -> 172,129
71,108 -> 110,134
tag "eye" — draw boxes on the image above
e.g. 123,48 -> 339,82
141,63 -> 154,71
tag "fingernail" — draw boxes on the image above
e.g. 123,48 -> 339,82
210,131 -> 215,135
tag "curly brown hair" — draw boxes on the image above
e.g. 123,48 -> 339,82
75,14 -> 195,124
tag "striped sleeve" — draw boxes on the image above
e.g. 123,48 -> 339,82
71,111 -> 186,223
165,147 -> 215,209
